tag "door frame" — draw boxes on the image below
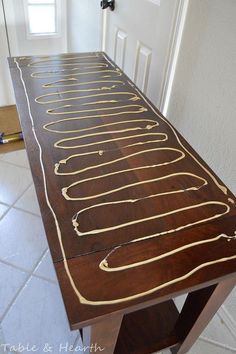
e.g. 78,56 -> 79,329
2,0 -> 19,56
158,0 -> 189,115
102,8 -> 108,52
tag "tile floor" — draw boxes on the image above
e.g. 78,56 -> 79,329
0,149 -> 235,354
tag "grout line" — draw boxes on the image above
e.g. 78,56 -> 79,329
0,248 -> 48,323
0,160 -> 40,218
0,205 -> 11,222
0,158 -> 30,171
199,335 -> 236,352
0,255 -> 57,290
0,257 -> 57,287
0,187 -> 41,219
72,331 -> 83,352
32,273 -> 58,285
217,306 -> 236,341
11,182 -> 33,210
0,201 -> 9,207
12,206 -> 41,219
0,258 -> 32,275
0,182 -> 33,217
0,256 -> 58,306
32,251 -> 58,284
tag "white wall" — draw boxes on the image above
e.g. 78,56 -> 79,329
167,0 -> 236,328
67,0 -> 102,53
0,1 -> 14,106
167,0 -> 236,195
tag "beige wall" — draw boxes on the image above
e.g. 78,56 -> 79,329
167,0 -> 236,195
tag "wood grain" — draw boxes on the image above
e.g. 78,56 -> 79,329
8,53 -> 236,333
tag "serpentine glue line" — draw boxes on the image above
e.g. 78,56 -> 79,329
125,76 -> 228,195
46,104 -> 148,116
29,62 -> 109,68
72,201 -> 230,237
41,91 -> 140,108
99,233 -> 236,272
35,83 -> 126,102
43,106 -> 148,131
39,55 -> 232,261
27,54 -> 100,67
31,63 -> 108,76
55,132 -> 167,150
57,147 -> 184,175
42,79 -> 125,89
55,147 -> 184,179
43,118 -> 159,134
16,55 -> 236,306
31,68 -> 122,79
62,172 -> 207,201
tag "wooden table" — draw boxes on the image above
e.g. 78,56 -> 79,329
9,52 -> 236,354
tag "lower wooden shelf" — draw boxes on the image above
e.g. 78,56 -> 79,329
114,300 -> 180,354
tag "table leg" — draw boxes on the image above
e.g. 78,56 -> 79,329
82,314 -> 123,354
171,277 -> 236,354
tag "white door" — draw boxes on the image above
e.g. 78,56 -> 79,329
104,0 -> 179,108
1,0 -> 68,105
0,0 -> 102,106
3,0 -> 67,57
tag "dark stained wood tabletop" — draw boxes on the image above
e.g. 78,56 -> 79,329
9,52 -> 236,331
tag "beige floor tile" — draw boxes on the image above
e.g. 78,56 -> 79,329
174,294 -> 187,312
0,262 -> 27,319
15,184 -> 41,216
2,276 -> 78,351
1,149 -> 29,169
34,250 -> 57,283
0,161 -> 32,205
72,335 -> 84,353
0,208 -> 47,271
202,313 -> 236,348
0,326 -> 7,354
222,288 -> 236,334
0,204 -> 8,220
190,338 -> 235,353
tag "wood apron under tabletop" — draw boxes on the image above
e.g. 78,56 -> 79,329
9,52 -> 236,354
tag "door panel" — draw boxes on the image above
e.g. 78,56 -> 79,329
114,29 -> 127,68
134,43 -> 152,94
105,0 -> 178,107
